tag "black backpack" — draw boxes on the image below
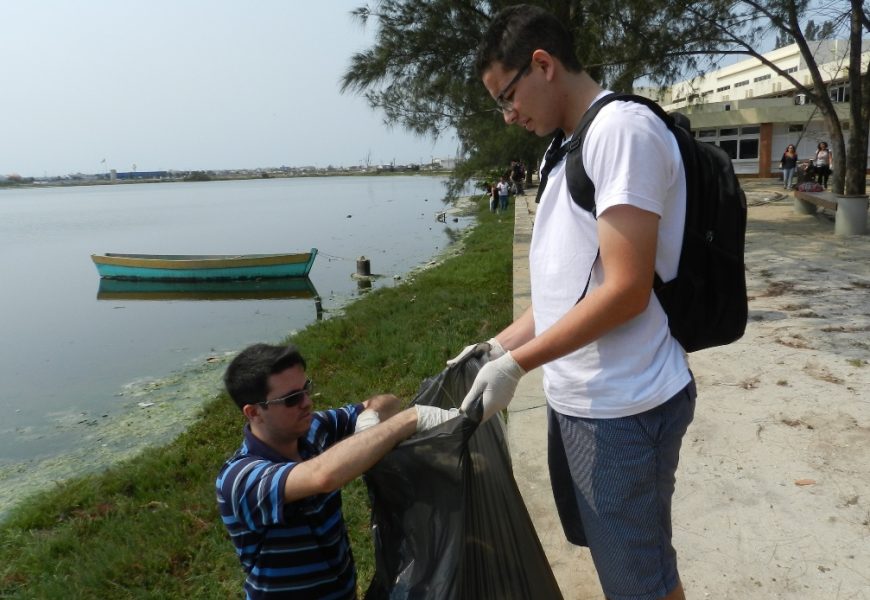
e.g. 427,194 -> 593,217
536,93 -> 748,353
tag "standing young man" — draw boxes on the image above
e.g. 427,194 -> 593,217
451,5 -> 696,599
217,343 -> 455,599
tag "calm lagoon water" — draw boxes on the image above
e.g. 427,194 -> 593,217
0,176 -> 474,517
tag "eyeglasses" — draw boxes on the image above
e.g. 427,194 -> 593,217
260,378 -> 314,408
494,60 -> 532,113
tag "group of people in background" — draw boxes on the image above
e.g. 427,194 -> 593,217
780,141 -> 833,190
489,159 -> 527,213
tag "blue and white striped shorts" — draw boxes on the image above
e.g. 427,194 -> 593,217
547,378 -> 696,600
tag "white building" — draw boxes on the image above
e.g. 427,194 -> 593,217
433,157 -> 457,170
643,40 -> 870,176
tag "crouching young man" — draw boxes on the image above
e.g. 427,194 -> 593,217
216,343 -> 455,599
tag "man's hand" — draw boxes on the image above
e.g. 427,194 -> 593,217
446,337 -> 505,366
459,352 -> 526,422
415,406 -> 460,432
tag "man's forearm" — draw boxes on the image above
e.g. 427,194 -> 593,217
495,306 -> 535,351
511,281 -> 640,372
284,408 -> 417,502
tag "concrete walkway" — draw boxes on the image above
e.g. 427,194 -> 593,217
507,192 -> 605,599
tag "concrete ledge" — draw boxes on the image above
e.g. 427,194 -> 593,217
793,190 -> 868,235
793,189 -> 838,213
509,193 -> 604,599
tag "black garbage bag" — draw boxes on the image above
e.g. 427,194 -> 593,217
363,356 -> 563,600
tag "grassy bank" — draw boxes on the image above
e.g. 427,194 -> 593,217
0,197 -> 514,598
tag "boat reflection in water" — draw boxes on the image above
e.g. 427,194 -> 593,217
97,277 -> 323,319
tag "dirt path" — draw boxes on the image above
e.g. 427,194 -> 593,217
510,181 -> 869,599
677,182 -> 870,598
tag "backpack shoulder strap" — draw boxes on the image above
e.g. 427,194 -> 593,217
562,94 -> 616,215
566,93 -> 686,218
536,93 -> 630,206
566,93 -> 692,295
534,130 -> 566,204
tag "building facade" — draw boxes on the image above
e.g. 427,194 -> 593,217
643,40 -> 870,177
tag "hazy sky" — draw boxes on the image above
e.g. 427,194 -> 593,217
1,1 -> 460,177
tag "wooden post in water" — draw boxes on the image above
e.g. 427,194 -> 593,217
356,256 -> 371,276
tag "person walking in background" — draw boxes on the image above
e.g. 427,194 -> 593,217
490,180 -> 499,212
780,144 -> 798,190
450,5 -> 696,599
511,159 -> 525,195
497,175 -> 511,212
814,141 -> 833,189
216,343 -> 456,600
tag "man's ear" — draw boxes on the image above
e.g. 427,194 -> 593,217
531,48 -> 556,81
242,403 -> 261,421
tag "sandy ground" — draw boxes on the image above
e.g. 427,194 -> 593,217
678,181 -> 870,599
508,180 -> 870,599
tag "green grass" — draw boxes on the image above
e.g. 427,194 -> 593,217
0,196 -> 514,599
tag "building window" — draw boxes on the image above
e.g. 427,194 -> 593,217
788,124 -> 804,133
716,85 -> 731,92
783,66 -> 798,74
698,129 -> 717,138
753,74 -> 771,82
830,85 -> 850,103
708,121 -> 759,161
739,139 -> 759,159
734,80 -> 750,88
719,140 -> 738,158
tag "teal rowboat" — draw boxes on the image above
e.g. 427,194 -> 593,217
91,249 -> 317,281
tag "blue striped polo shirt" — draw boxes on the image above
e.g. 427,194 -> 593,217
216,404 -> 363,599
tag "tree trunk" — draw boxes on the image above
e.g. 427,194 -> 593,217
846,0 -> 869,196
826,115 -> 847,194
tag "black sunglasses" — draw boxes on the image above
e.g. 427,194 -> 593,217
260,378 -> 314,408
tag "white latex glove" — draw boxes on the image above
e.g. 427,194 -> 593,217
459,352 -> 526,422
415,406 -> 460,432
445,337 -> 506,366
354,409 -> 381,433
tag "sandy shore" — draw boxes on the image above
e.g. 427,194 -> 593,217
509,179 -> 870,599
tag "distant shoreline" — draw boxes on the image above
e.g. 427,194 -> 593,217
0,169 -> 455,190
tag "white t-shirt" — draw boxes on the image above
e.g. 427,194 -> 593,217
529,92 -> 691,418
814,149 -> 831,167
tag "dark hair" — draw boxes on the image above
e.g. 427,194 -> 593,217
817,141 -> 828,150
475,4 -> 583,77
223,343 -> 306,410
